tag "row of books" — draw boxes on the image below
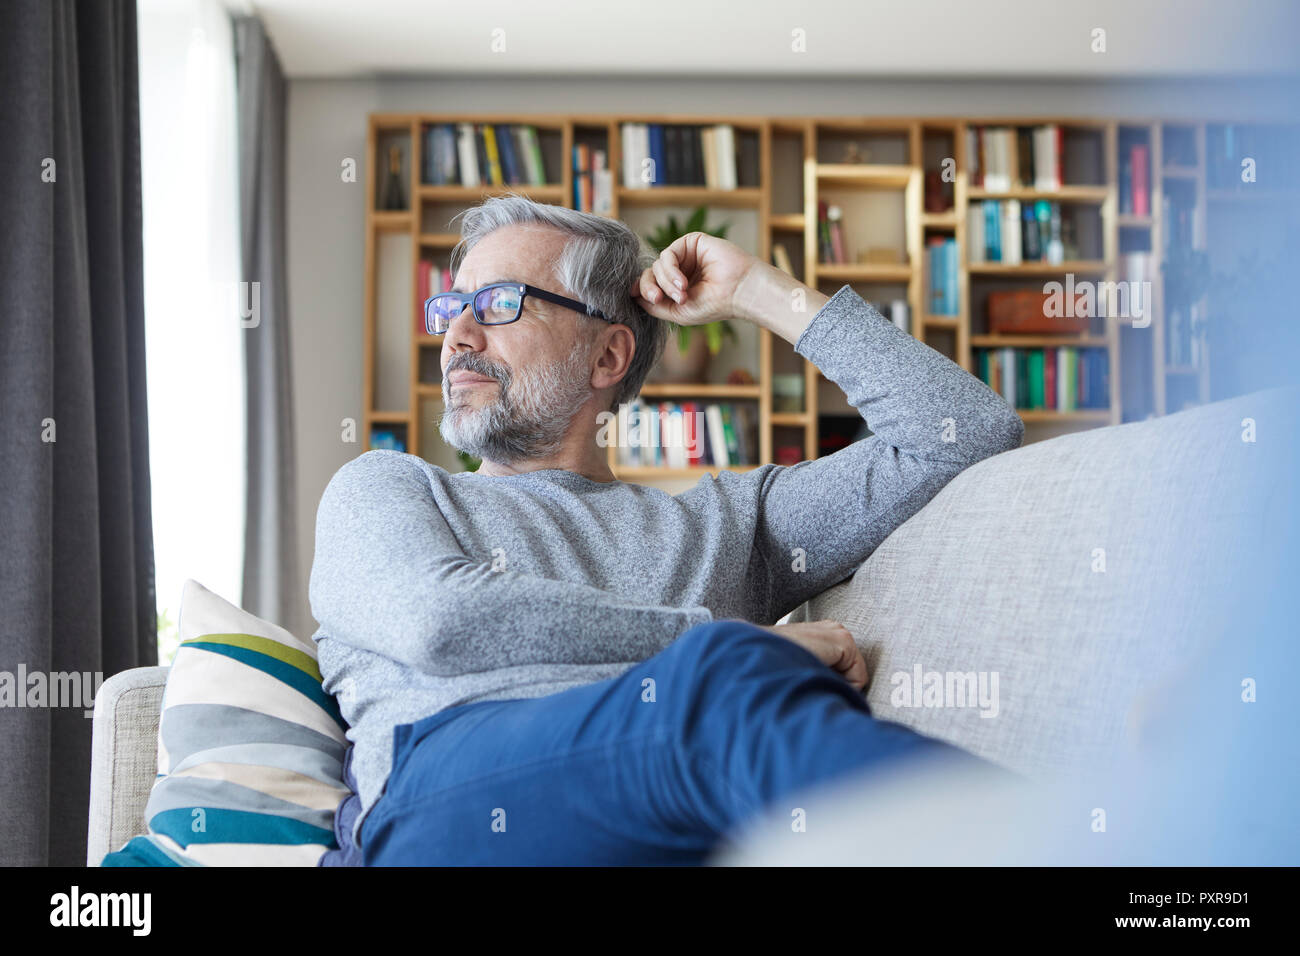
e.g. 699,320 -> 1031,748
614,399 -> 757,468
572,145 -> 613,213
619,123 -> 759,189
421,123 -> 551,187
416,262 -> 454,333
976,347 -> 1110,411
926,238 -> 959,315
816,201 -> 851,264
1118,142 -> 1151,216
967,200 -> 1066,265
967,124 -> 1065,192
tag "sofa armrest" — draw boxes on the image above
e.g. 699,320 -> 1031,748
87,665 -> 169,866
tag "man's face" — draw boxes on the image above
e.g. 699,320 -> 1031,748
439,224 -> 596,465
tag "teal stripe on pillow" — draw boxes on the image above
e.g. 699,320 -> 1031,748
151,807 -> 336,847
184,641 -> 345,729
146,777 -> 335,831
101,836 -> 188,867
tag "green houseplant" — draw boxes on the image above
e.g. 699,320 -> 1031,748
644,207 -> 739,382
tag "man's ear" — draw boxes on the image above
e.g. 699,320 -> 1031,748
590,324 -> 635,394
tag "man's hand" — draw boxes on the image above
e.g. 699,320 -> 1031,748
763,619 -> 869,692
629,231 -> 757,326
629,232 -> 829,343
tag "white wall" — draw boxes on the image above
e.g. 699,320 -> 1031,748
286,73 -> 1300,635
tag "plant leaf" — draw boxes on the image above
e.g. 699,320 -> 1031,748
707,322 -> 723,354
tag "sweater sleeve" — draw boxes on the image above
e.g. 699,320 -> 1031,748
308,451 -> 712,677
746,284 -> 1024,622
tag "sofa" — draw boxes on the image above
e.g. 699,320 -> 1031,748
86,387 -> 1294,865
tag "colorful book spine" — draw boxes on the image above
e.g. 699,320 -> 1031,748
975,347 -> 1108,412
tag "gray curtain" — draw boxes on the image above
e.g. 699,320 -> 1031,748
234,16 -> 303,637
0,0 -> 156,866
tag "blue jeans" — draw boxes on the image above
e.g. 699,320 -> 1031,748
361,619 -> 983,865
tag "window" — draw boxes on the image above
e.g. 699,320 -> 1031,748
139,0 -> 244,661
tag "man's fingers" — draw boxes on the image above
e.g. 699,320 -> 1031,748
842,647 -> 869,691
634,267 -> 663,305
652,257 -> 684,304
658,239 -> 691,290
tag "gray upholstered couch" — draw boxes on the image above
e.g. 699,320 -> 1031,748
87,388 -> 1292,865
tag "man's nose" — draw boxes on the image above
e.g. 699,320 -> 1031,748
444,301 -> 485,350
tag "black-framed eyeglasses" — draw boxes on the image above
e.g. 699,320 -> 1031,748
425,282 -> 610,335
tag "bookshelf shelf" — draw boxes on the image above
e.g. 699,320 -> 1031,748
637,383 -> 762,399
1017,409 -> 1111,422
615,186 -> 763,207
419,184 -> 565,201
972,334 -> 1108,348
968,186 -> 1109,202
968,261 -> 1108,276
921,212 -> 960,227
769,213 -> 805,232
816,263 -> 913,281
371,211 -> 412,231
418,233 -> 460,248
816,164 -> 915,187
362,112 -> 1297,475
771,412 -> 812,425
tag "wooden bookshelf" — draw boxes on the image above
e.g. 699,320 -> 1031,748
360,112 -> 1297,482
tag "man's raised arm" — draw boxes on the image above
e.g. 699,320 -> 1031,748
746,281 -> 1024,621
308,451 -> 711,675
631,235 -> 1024,624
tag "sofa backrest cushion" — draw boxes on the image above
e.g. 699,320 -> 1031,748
788,388 -> 1293,777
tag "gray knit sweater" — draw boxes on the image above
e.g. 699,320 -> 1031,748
308,284 -> 1024,843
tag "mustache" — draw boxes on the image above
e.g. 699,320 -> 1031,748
445,353 -> 510,386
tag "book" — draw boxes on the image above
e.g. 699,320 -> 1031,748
983,201 -> 1001,261
927,237 -> 958,314
975,346 -> 1107,412
1021,203 -> 1042,261
456,123 -> 480,186
817,200 -> 834,263
621,123 -> 738,188
705,405 -> 729,467
1000,199 -> 1023,265
1131,144 -> 1149,216
828,205 -> 846,264
1032,124 -> 1061,190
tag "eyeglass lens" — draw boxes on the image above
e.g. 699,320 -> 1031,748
429,286 -> 523,333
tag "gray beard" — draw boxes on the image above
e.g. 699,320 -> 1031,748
439,346 -> 593,466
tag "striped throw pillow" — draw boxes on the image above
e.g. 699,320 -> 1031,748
101,579 -> 350,866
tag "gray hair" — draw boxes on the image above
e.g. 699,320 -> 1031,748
449,192 -> 666,412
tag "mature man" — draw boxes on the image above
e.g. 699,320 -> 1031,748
309,193 -> 1024,865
